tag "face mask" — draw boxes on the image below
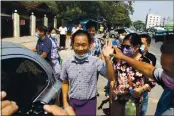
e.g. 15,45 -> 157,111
35,33 -> 41,39
162,72 -> 174,89
122,47 -> 134,56
140,45 -> 145,54
51,34 -> 57,39
119,35 -> 125,41
74,53 -> 89,60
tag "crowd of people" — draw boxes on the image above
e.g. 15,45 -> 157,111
1,20 -> 174,116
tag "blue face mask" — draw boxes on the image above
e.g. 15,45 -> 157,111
35,33 -> 41,39
123,47 -> 134,56
74,53 -> 89,60
51,34 -> 57,39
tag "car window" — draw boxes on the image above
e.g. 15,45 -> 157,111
1,58 -> 48,109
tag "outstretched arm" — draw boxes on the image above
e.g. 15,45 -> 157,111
111,47 -> 155,80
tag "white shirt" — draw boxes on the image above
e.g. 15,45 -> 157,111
72,27 -> 79,34
59,26 -> 67,35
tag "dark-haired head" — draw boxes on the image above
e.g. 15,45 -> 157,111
121,33 -> 143,56
86,21 -> 97,39
48,27 -> 57,34
72,30 -> 91,44
140,34 -> 151,45
36,26 -> 48,35
160,40 -> 174,77
160,39 -> 174,54
140,34 -> 152,53
85,20 -> 97,30
123,33 -> 142,47
72,30 -> 91,56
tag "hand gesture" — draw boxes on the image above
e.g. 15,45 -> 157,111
102,40 -> 114,57
44,104 -> 76,116
1,91 -> 18,116
110,46 -> 124,60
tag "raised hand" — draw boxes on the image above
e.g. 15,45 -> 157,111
110,46 -> 124,60
102,39 -> 114,57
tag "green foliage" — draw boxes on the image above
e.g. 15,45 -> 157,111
133,20 -> 146,30
20,1 -> 134,27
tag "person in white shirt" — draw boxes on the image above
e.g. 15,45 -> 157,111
58,24 -> 67,49
71,23 -> 79,34
79,24 -> 83,30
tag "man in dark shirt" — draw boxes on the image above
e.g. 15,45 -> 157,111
140,34 -> 157,116
32,26 -> 52,63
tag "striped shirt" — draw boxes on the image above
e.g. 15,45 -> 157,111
60,56 -> 106,100
49,37 -> 59,60
89,38 -> 102,57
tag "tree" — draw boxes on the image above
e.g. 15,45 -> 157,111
133,20 -> 146,31
22,1 -> 134,27
98,1 -> 133,27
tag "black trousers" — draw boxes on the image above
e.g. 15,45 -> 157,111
60,34 -> 66,47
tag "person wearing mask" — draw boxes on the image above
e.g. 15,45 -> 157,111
140,34 -> 157,116
110,33 -> 155,116
111,39 -> 174,116
58,24 -> 67,50
1,91 -> 75,116
48,27 -> 61,79
32,26 -> 52,64
117,29 -> 127,44
61,30 -> 115,116
140,34 -> 156,66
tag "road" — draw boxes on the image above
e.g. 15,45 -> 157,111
2,35 -> 163,115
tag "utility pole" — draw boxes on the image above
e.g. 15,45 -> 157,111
148,9 -> 151,14
163,17 -> 166,27
167,17 -> 170,24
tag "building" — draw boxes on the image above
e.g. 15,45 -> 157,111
1,1 -> 57,38
145,13 -> 161,29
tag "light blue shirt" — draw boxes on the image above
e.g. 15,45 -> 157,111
88,38 -> 102,57
49,37 -> 59,60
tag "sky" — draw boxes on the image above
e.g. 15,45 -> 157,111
130,1 -> 174,23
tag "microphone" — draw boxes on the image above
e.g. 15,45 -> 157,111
40,80 -> 62,104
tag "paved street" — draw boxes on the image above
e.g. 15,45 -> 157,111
2,35 -> 163,115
